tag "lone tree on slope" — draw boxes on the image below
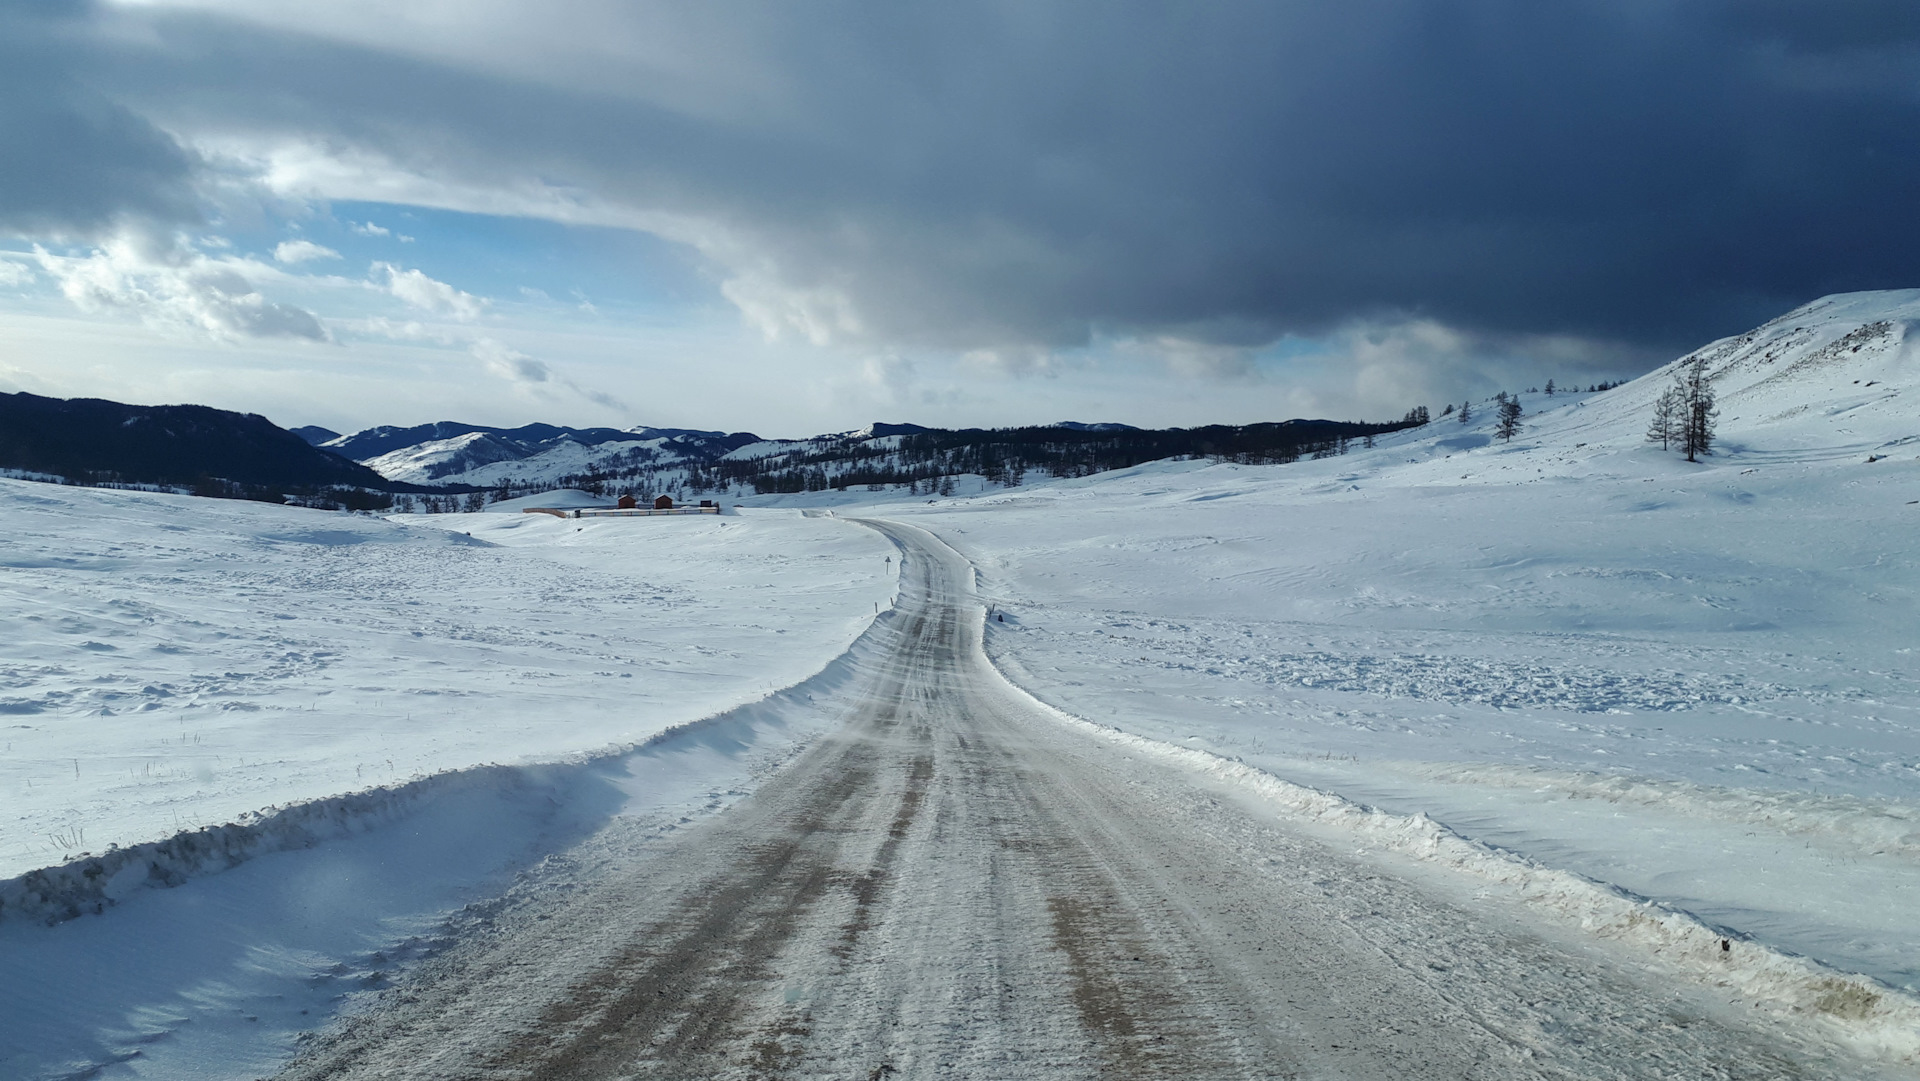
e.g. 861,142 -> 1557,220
1646,385 -> 1680,451
1495,393 -> 1523,442
1676,356 -> 1718,461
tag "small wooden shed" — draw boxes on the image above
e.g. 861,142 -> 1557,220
617,494 -> 638,510
653,495 -> 674,510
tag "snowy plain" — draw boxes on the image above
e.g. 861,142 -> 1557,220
0,487 -> 898,1078
865,291 -> 1920,1016
0,487 -> 895,879
2,288 -> 1917,1077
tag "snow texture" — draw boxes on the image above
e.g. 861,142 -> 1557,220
0,485 -> 894,883
3,288 -> 1919,1078
873,290 -> 1920,1009
0,620 -> 897,1080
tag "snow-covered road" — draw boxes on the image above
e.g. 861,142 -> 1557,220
277,520 -> 1863,1081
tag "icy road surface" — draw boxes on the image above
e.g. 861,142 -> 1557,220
279,522 -> 1858,1081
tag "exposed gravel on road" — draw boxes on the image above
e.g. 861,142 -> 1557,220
276,521 -> 1851,1080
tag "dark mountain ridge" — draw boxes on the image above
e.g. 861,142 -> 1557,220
0,392 -> 393,505
289,425 -> 341,446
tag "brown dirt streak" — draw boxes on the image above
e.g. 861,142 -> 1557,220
499,750 -> 886,1079
835,752 -> 935,959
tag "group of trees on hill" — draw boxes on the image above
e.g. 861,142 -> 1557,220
1647,356 -> 1718,461
1438,393 -> 1523,440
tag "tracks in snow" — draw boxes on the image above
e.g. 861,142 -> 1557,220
277,520 -> 1853,1080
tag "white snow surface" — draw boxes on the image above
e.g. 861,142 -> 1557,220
865,290 -> 1920,999
357,431 -> 519,483
360,434 -> 673,487
0,484 -> 895,880
0,632 -> 889,1080
481,487 -> 617,512
3,288 -> 1919,1077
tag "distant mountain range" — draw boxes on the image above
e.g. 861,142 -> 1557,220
5,289 -> 1914,513
316,415 -> 1421,503
0,390 -> 1418,510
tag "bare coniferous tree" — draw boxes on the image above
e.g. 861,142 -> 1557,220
1496,394 -> 1523,442
1647,385 -> 1680,450
1458,400 -> 1472,424
1677,356 -> 1718,461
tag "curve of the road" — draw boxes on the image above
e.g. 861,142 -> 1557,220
277,519 -> 1864,1080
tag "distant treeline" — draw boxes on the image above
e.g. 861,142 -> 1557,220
511,414 -> 1429,501
0,388 -> 1435,511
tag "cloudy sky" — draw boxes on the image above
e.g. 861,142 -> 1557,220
3,1 -> 1917,437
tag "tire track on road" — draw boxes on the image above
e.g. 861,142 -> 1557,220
276,521 -> 1865,1081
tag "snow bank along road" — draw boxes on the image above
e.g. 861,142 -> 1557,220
280,521 -> 1866,1081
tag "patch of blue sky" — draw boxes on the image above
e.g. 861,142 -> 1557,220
276,202 -> 724,319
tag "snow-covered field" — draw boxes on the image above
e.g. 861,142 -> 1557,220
869,290 -> 1920,1001
0,486 -> 895,879
3,288 -> 1918,1078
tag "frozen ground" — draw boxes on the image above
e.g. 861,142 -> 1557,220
0,484 -> 895,1079
261,520 -> 1889,1081
866,291 -> 1920,1003
0,485 -> 895,879
0,641 -> 884,1080
3,289 -> 1918,1079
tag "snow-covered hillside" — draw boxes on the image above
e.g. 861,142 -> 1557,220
866,289 -> 1919,1000
0,483 -> 895,880
358,431 -> 531,482
321,421 -> 759,490
361,431 -> 665,486
1544,287 -> 1919,459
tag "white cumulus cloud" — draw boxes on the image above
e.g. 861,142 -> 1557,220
273,239 -> 341,264
35,230 -> 329,342
374,262 -> 486,321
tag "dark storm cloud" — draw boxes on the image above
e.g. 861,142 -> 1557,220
20,0 -> 1920,354
0,3 -> 201,237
